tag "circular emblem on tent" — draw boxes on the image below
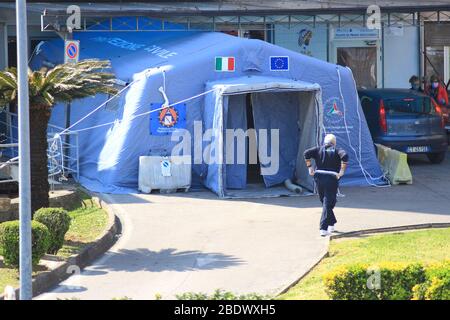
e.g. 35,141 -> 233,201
324,97 -> 344,125
159,107 -> 179,127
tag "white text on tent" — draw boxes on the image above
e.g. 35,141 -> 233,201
171,121 -> 280,176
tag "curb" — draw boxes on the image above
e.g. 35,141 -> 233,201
330,222 -> 450,240
276,249 -> 329,297
0,191 -> 121,300
276,223 -> 450,297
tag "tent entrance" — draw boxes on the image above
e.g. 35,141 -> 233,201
223,90 -> 320,198
203,76 -> 323,198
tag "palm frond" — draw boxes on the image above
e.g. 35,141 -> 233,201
0,59 -> 118,109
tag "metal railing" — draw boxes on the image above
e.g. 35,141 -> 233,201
40,11 -> 450,33
0,110 -> 80,184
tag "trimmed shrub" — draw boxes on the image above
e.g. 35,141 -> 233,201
323,264 -> 378,300
424,277 -> 450,300
176,289 -> 271,300
412,260 -> 450,300
0,220 -> 50,267
324,262 -> 425,300
34,207 -> 71,254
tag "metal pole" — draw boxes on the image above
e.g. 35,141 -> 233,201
16,0 -> 32,300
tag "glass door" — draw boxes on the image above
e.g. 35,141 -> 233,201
336,46 -> 378,89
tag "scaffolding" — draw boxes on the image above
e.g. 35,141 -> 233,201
0,110 -> 79,186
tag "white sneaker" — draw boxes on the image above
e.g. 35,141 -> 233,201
320,230 -> 330,237
328,225 -> 335,233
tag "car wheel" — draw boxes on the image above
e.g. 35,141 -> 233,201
427,152 -> 446,164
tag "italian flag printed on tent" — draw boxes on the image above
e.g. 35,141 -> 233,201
215,56 -> 235,72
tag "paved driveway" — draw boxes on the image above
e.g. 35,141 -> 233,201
37,153 -> 450,300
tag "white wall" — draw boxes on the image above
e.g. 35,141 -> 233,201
383,25 -> 420,88
274,23 -> 328,62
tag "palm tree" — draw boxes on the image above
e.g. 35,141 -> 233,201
0,59 -> 117,213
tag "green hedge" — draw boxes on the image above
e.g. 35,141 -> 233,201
412,261 -> 450,300
324,262 -> 426,300
176,289 -> 271,300
34,207 -> 71,254
0,220 -> 50,267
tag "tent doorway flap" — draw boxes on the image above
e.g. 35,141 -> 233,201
203,76 -> 323,198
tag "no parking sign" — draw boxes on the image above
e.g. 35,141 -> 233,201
64,40 -> 79,64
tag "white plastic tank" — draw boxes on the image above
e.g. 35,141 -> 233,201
138,155 -> 191,193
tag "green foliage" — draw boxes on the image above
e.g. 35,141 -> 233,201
0,60 -> 118,109
324,262 -> 425,300
154,293 -> 162,300
412,260 -> 450,300
176,289 -> 271,300
0,220 -> 50,267
34,207 -> 71,254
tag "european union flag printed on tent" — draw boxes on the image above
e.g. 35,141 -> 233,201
270,56 -> 289,71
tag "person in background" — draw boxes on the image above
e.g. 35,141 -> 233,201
409,75 -> 423,92
304,134 -> 349,237
426,75 -> 449,107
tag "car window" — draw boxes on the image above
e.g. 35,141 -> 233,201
360,96 -> 373,114
384,97 -> 433,115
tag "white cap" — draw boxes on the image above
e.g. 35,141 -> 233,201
324,134 -> 336,146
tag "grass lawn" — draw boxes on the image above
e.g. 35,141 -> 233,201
0,191 -> 108,294
278,227 -> 450,300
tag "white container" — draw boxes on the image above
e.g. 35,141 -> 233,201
138,155 -> 191,193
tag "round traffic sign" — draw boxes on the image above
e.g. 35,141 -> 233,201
66,43 -> 78,59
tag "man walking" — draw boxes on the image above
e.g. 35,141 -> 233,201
304,134 -> 349,237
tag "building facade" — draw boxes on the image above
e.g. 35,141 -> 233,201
0,1 -> 450,89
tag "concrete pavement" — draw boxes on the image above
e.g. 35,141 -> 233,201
37,153 -> 450,300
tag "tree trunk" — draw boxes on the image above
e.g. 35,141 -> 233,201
29,107 -> 51,214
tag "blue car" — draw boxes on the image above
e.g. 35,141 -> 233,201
358,89 -> 448,164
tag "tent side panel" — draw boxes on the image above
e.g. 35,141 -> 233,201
295,91 -> 320,191
224,94 -> 248,190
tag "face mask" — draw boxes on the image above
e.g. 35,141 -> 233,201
412,84 -> 420,90
432,82 -> 439,89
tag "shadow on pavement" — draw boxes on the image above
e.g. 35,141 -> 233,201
89,248 -> 244,273
50,284 -> 88,294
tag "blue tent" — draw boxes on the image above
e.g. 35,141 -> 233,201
30,31 -> 385,196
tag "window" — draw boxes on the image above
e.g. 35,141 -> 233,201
424,22 -> 450,85
384,97 -> 433,115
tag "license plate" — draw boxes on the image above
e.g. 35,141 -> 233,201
406,146 -> 430,153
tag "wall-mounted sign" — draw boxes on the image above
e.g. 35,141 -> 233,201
298,29 -> 313,56
64,40 -> 80,64
334,28 -> 379,40
150,103 -> 186,136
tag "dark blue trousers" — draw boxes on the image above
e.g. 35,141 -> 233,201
314,173 -> 338,230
